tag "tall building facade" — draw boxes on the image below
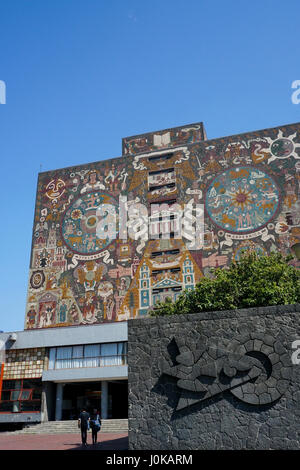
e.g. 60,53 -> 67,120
0,120 -> 300,426
24,122 -> 207,329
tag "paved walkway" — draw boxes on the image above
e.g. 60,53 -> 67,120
0,432 -> 128,450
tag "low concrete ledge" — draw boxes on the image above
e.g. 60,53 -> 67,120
0,413 -> 41,424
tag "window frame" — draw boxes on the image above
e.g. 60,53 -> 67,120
48,342 -> 128,370
0,379 -> 42,414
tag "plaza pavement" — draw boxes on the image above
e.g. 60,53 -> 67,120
0,432 -> 128,450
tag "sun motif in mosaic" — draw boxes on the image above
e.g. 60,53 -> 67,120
61,191 -> 118,254
264,130 -> 300,164
205,167 -> 280,233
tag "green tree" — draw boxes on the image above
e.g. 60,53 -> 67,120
149,252 -> 300,317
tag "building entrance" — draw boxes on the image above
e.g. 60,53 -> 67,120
60,380 -> 127,420
108,380 -> 128,418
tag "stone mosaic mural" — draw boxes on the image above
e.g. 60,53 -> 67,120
25,122 -> 300,329
122,122 -> 206,155
128,306 -> 300,450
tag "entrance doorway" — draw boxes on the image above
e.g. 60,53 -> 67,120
60,381 -> 128,420
108,381 -> 128,418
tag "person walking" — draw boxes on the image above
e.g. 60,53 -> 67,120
90,408 -> 101,445
78,408 -> 90,447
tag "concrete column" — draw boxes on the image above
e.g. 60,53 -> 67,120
101,381 -> 108,419
55,383 -> 64,421
41,382 -> 56,422
41,383 -> 49,422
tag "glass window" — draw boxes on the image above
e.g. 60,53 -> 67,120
1,391 -> 10,401
43,342 -> 127,370
22,379 -> 41,389
117,343 -> 127,365
20,390 -> 32,400
49,348 -> 56,369
84,344 -> 99,357
101,343 -> 118,366
31,388 -> 42,400
15,380 -> 22,390
0,401 -> 13,412
3,380 -> 21,391
0,379 -> 42,413
56,346 -> 72,359
117,342 -> 126,355
72,345 -> 83,368
2,380 -> 16,390
21,401 -> 41,412
84,344 -> 100,368
56,346 -> 72,369
101,343 -> 117,356
73,345 -> 83,357
11,390 -> 21,400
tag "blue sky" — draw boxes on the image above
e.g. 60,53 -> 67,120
0,0 -> 300,332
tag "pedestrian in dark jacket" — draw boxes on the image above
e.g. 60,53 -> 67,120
78,408 -> 90,446
90,408 -> 101,445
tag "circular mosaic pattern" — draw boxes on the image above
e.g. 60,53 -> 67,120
61,191 -> 118,254
233,241 -> 267,261
227,332 -> 290,405
270,138 -> 294,158
30,270 -> 45,289
205,167 -> 280,233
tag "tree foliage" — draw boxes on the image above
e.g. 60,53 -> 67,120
149,252 -> 300,317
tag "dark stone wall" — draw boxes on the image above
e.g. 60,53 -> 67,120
128,305 -> 300,450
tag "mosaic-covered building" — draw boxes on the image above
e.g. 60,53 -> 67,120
24,120 -> 300,330
0,120 -> 300,426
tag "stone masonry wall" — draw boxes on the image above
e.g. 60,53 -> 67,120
128,304 -> 300,450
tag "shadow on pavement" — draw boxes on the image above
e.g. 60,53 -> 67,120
68,436 -> 128,451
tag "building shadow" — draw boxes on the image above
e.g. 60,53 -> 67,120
68,436 -> 129,451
